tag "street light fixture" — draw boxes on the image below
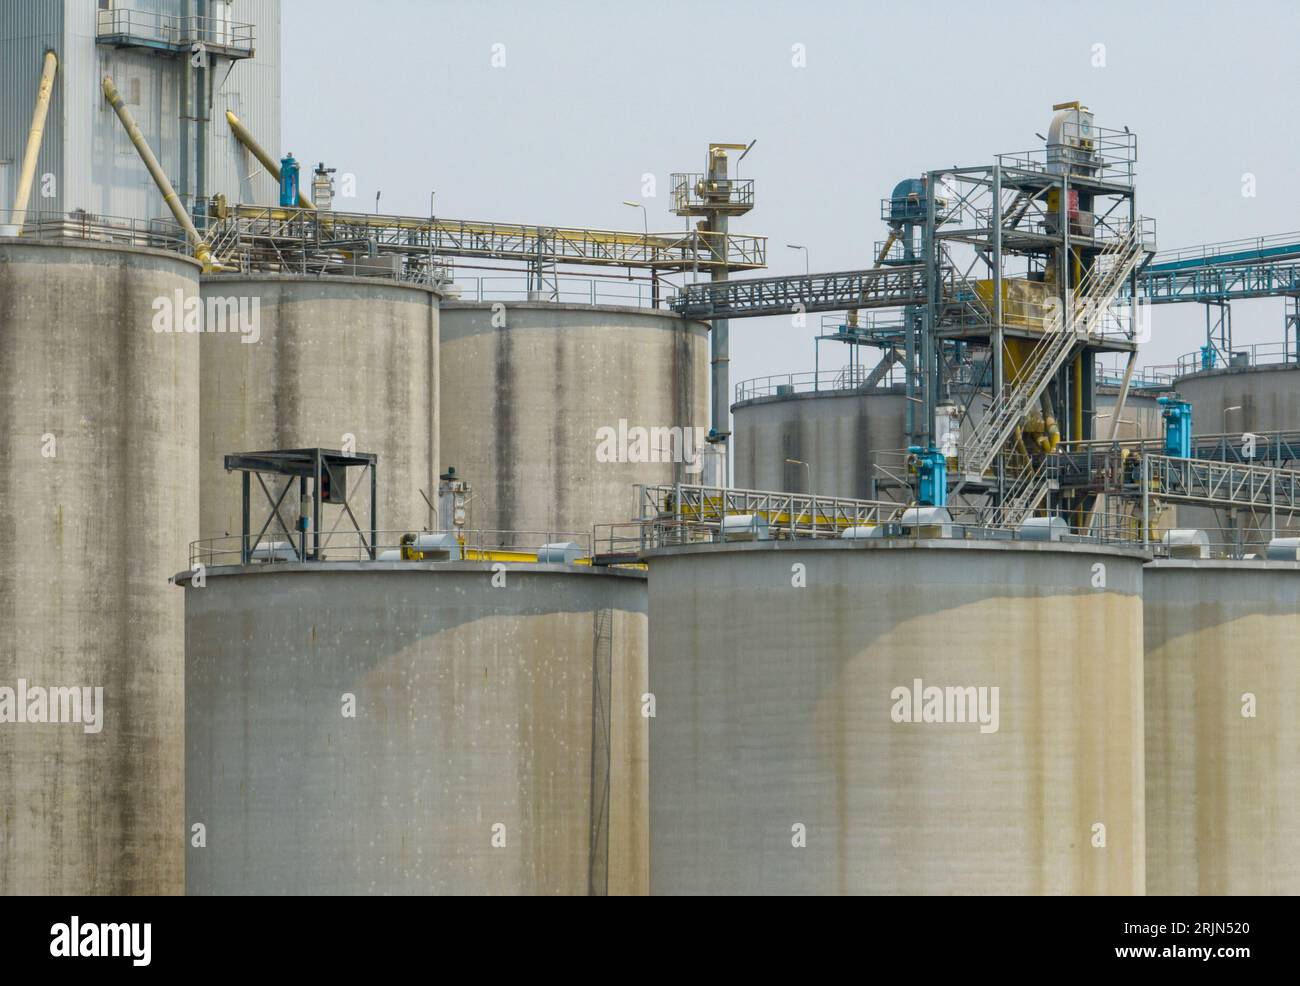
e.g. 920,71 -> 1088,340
622,200 -> 647,237
785,457 -> 812,492
787,243 -> 809,276
1223,404 -> 1243,435
623,200 -> 654,304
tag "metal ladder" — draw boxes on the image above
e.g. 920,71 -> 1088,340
992,457 -> 1056,528
962,223 -> 1147,480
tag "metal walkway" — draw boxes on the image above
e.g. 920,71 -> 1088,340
665,227 -> 1300,320
1142,454 -> 1300,513
1139,259 -> 1300,304
1137,230 -> 1300,304
670,265 -> 931,319
207,205 -> 767,275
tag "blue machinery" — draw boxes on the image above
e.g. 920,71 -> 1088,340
1158,397 -> 1193,459
278,153 -> 300,208
909,446 -> 948,507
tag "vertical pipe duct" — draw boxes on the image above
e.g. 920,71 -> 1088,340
195,0 -> 207,220
180,0 -> 192,208
4,50 -> 58,237
102,75 -> 214,269
708,147 -> 730,445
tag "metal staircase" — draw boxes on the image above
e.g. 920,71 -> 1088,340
962,222 -> 1148,480
988,457 -> 1057,528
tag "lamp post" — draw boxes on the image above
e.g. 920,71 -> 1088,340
787,243 -> 809,276
1222,404 -> 1243,461
785,457 -> 812,538
623,199 -> 654,304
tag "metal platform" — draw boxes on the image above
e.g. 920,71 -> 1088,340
95,8 -> 255,59
670,265 -> 931,319
206,204 -> 766,277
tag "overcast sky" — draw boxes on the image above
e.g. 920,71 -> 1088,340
283,0 -> 1300,391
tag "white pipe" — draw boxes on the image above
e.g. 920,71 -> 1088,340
3,50 -> 58,237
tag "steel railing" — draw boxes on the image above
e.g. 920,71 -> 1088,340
1173,339 -> 1300,376
734,364 -> 905,402
0,208 -> 190,252
96,8 -> 255,55
189,529 -> 593,568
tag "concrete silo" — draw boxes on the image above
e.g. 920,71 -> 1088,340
438,302 -> 708,543
182,561 -> 649,895
1144,559 -> 1300,895
731,383 -> 908,499
198,274 -> 439,540
1172,358 -> 1300,550
0,238 -> 199,894
644,539 -> 1146,895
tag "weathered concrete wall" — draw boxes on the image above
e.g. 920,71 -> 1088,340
1097,386 -> 1162,442
438,303 -> 708,542
645,540 -> 1146,895
183,563 -> 648,895
199,275 -> 439,543
732,388 -> 908,499
0,239 -> 197,894
1144,561 -> 1300,895
1176,362 -> 1300,437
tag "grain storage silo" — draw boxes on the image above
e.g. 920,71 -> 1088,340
199,274 -> 439,540
438,302 -> 707,543
645,539 -> 1146,895
1171,351 -> 1300,549
0,238 -> 198,895
1096,384 -> 1162,441
731,379 -> 908,499
1144,558 -> 1300,895
182,560 -> 648,895
1174,351 -> 1300,437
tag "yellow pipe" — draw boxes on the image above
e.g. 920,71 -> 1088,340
6,50 -> 58,236
1037,394 -> 1059,453
225,110 -> 314,210
1072,353 -> 1083,440
102,75 -> 215,271
873,229 -> 898,267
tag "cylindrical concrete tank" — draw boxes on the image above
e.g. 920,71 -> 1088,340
1096,385 -> 1162,441
0,239 -> 198,894
182,562 -> 648,895
1172,361 -> 1300,549
1175,361 -> 1300,437
199,275 -> 439,541
645,540 -> 1146,895
732,385 -> 908,499
438,303 -> 708,543
1143,559 -> 1300,895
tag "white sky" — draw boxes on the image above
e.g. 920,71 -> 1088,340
283,0 -> 1300,395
